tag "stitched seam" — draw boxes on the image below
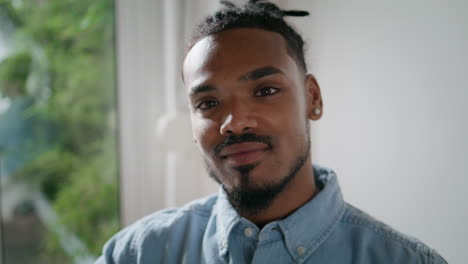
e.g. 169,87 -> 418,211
183,209 -> 212,218
129,218 -> 157,264
340,218 -> 430,256
219,215 -> 241,251
177,202 -> 215,218
429,248 -> 437,264
129,239 -> 137,264
342,204 -> 431,251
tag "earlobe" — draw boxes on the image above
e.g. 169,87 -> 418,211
305,74 -> 323,121
313,108 -> 321,116
309,107 -> 322,121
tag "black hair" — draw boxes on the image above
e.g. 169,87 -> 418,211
186,0 -> 310,72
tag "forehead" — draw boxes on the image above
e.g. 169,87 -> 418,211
183,28 -> 298,89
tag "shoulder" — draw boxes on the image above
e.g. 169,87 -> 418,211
338,203 -> 447,264
96,193 -> 218,263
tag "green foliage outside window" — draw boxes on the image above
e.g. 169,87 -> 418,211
0,0 -> 119,261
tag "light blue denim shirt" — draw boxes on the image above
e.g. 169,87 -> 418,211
97,165 -> 447,264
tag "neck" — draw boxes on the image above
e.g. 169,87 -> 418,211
244,160 -> 317,227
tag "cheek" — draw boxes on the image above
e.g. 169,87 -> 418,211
271,99 -> 308,131
191,116 -> 219,152
267,100 -> 309,153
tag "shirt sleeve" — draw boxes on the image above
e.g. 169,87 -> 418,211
432,249 -> 448,264
94,255 -> 109,264
94,208 -> 180,264
94,226 -> 136,264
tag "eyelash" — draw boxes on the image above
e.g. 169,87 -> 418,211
195,87 -> 280,111
196,100 -> 219,111
255,86 -> 280,97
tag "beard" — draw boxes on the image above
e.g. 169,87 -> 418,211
206,130 -> 311,217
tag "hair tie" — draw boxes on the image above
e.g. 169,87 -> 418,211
220,0 -> 236,9
281,10 -> 309,17
221,0 -> 309,18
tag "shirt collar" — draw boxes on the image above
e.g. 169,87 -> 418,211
278,165 -> 346,262
215,187 -> 240,257
214,165 -> 346,263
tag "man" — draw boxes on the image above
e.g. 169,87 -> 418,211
98,1 -> 447,263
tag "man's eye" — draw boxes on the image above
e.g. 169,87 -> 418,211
196,100 -> 219,110
255,87 -> 279,97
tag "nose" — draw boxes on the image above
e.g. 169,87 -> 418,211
219,102 -> 258,135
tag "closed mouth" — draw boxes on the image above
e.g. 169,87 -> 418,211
219,142 -> 271,166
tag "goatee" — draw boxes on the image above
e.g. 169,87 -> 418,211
208,135 -> 311,217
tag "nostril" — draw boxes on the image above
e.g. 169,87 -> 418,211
219,112 -> 258,135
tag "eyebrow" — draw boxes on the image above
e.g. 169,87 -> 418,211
188,66 -> 283,96
238,66 -> 283,82
189,84 -> 216,96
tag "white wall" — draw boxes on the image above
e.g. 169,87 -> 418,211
284,1 -> 467,263
115,0 -> 220,226
116,0 -> 466,263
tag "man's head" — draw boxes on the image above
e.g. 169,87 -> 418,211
186,0 -> 309,73
182,1 -> 323,217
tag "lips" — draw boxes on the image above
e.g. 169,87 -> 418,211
219,142 -> 270,166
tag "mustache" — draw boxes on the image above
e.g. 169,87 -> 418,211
213,133 -> 273,157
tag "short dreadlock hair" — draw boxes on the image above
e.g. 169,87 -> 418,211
186,0 -> 310,72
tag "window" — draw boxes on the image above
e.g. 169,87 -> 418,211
0,1 -> 119,263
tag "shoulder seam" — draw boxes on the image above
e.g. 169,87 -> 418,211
178,193 -> 218,216
178,205 -> 213,218
341,205 -> 432,258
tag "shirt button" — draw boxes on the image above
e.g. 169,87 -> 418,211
297,246 -> 306,256
244,227 -> 254,237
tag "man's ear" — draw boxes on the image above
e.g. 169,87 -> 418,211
305,74 -> 323,121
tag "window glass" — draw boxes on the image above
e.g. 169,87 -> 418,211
0,0 -> 119,263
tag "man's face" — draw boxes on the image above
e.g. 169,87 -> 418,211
183,28 -> 321,213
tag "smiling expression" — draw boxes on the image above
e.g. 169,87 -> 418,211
183,28 -> 322,194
